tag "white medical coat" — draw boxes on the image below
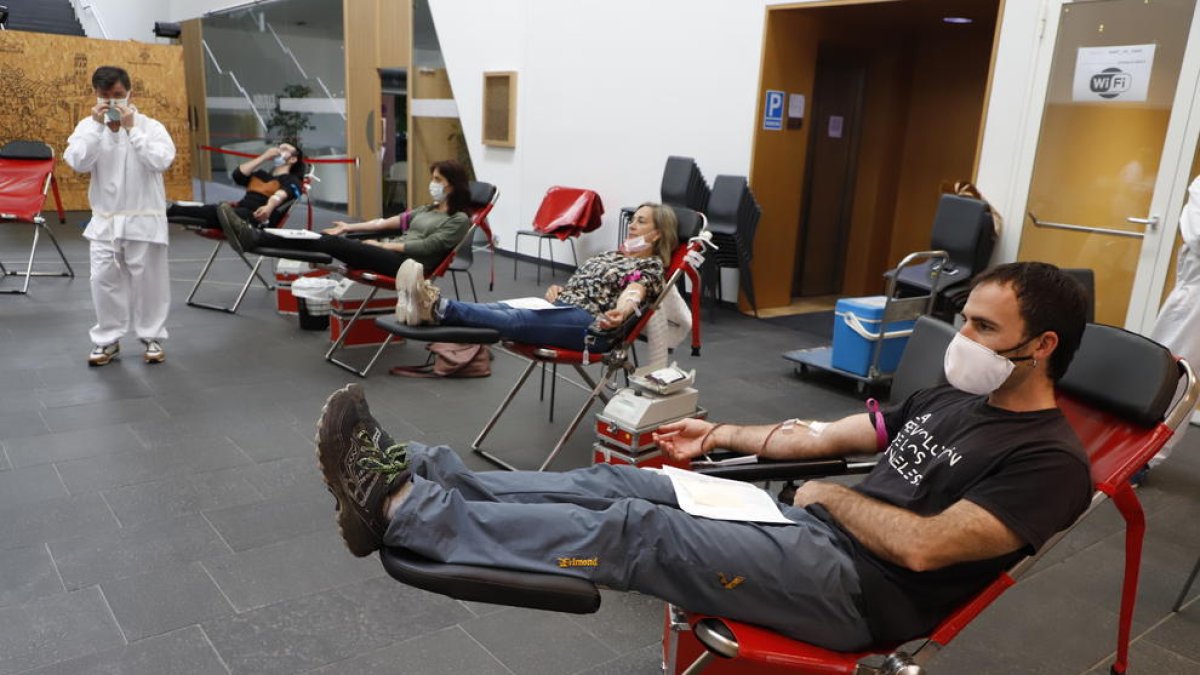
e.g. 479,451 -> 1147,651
64,113 -> 176,244
1149,175 -> 1200,463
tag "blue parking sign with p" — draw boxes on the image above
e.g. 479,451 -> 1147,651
763,90 -> 784,130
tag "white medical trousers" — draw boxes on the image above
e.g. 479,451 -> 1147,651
88,238 -> 170,346
1150,245 -> 1200,466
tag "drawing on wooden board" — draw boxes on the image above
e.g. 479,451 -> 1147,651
0,31 -> 192,210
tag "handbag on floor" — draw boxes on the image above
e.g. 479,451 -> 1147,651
390,342 -> 492,378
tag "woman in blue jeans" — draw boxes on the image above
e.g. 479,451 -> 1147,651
395,203 -> 678,351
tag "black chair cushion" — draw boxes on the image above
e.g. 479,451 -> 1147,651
468,181 -> 497,210
1057,323 -> 1178,427
0,141 -> 53,160
670,206 -> 703,242
374,317 -> 501,344
379,548 -> 601,614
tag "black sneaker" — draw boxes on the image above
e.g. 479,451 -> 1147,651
316,383 -> 411,557
216,203 -> 258,255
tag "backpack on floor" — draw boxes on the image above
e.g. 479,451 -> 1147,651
390,342 -> 492,378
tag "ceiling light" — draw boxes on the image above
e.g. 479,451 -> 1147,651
943,16 -> 973,24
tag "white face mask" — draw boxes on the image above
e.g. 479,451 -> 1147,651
273,154 -> 289,168
98,97 -> 129,122
429,181 -> 446,202
621,235 -> 649,254
942,332 -> 1034,395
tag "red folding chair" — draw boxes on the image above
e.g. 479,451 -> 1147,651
665,322 -> 1200,675
0,141 -> 72,294
324,181 -> 500,377
173,170 -> 314,313
513,186 -> 604,283
373,206 -> 711,471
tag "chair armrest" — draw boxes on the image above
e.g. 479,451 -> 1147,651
252,247 -> 334,265
692,453 -> 878,482
346,229 -> 404,240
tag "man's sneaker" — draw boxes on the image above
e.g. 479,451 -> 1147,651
87,342 -> 119,367
316,383 -> 411,557
394,259 -> 441,326
216,203 -> 258,255
141,339 -> 165,364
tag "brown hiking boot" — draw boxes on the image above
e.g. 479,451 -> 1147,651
315,383 -> 411,557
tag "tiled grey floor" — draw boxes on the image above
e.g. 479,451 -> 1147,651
1,212 -> 1198,673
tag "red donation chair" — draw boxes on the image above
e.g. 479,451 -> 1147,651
0,141 -> 72,294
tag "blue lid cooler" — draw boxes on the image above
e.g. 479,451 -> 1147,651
830,296 -> 915,377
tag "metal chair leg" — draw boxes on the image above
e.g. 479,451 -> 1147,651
325,286 -> 394,377
1173,553 -> 1200,612
473,359 -> 541,469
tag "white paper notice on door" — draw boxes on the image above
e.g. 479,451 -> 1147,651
1072,44 -> 1156,103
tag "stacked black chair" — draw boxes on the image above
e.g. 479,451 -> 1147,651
660,155 -> 710,212
703,175 -> 761,316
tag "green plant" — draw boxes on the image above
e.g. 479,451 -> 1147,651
266,83 -> 316,145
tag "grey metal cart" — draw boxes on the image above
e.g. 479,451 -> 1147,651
782,249 -> 949,393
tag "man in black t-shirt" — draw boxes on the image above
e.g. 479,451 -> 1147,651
656,261 -> 1093,643
167,142 -> 306,229
311,261 -> 1091,652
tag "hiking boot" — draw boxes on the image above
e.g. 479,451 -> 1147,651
394,259 -> 441,326
216,203 -> 258,255
316,383 -> 411,557
87,342 -> 119,367
141,339 -> 165,364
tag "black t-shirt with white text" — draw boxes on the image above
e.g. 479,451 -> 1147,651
809,385 -> 1092,643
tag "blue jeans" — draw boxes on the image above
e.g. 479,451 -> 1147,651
441,300 -> 609,351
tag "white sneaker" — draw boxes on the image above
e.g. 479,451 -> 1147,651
394,259 -> 441,326
87,342 -> 119,367
141,339 -> 165,364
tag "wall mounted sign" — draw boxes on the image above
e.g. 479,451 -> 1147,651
1072,44 -> 1155,102
763,89 -> 784,130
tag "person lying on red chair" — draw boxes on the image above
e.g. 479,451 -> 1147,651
390,202 -> 676,352
217,159 -> 470,277
313,261 -> 1091,652
167,142 -> 306,228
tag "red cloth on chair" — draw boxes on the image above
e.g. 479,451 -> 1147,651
532,186 -> 604,240
0,157 -> 55,222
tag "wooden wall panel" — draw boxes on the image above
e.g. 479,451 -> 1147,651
343,0 -> 382,219
0,31 -> 191,209
181,19 -> 210,183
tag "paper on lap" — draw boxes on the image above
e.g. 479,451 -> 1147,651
660,466 -> 794,524
262,228 -> 321,240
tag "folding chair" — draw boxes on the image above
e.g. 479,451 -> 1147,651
374,321 -> 1197,675
323,181 -> 500,377
173,175 -> 311,313
374,206 -> 711,471
513,186 -> 604,283
0,141 -> 72,294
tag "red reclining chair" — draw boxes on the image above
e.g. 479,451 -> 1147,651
513,185 -> 604,284
371,318 -> 1197,675
665,319 -> 1199,675
373,205 -> 711,471
323,181 -> 500,377
170,171 -> 314,313
0,141 -> 72,294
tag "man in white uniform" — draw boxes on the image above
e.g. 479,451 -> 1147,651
65,66 -> 176,366
1146,175 -> 1200,472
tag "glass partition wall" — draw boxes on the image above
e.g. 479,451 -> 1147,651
200,0 -> 348,209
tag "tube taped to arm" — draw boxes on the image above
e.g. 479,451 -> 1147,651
866,398 -> 888,451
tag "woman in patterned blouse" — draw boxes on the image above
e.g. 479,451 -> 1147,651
395,203 -> 679,351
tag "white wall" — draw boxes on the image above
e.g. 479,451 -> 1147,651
432,0 -> 769,259
433,0 -> 1057,266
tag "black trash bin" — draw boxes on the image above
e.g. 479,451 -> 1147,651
296,297 -> 330,331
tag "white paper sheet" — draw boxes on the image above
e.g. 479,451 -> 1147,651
500,297 -> 558,310
661,465 -> 794,524
262,228 -> 321,240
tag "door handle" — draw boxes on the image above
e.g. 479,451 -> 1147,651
1126,215 -> 1159,229
1027,212 -> 1148,239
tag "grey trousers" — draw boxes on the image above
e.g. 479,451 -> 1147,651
385,444 -> 874,651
